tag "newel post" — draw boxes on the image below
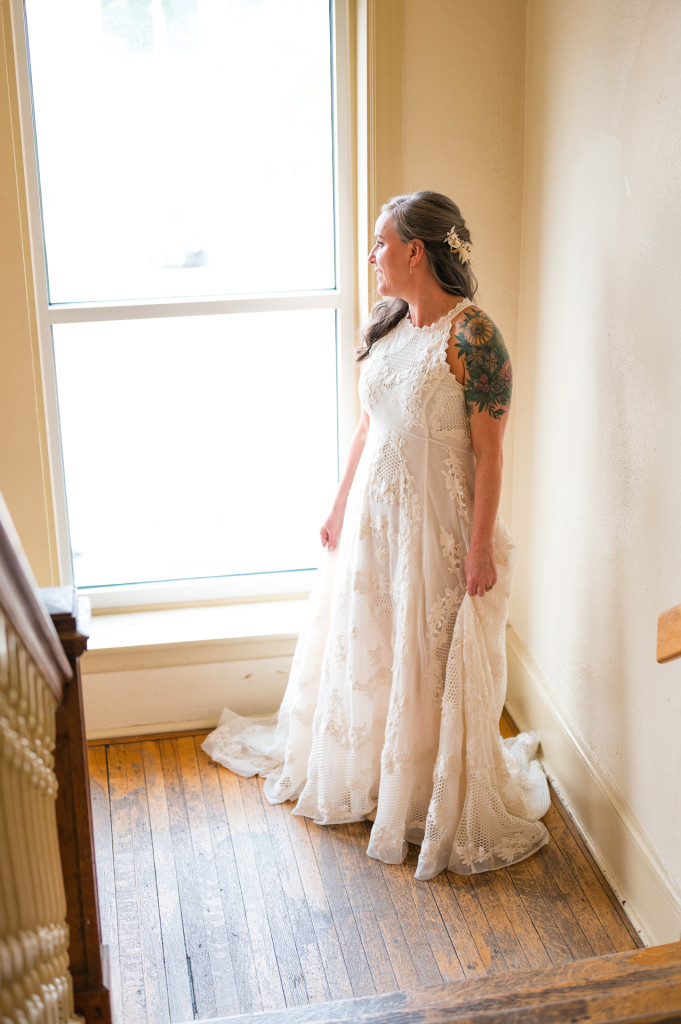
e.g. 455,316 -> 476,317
41,586 -> 112,1024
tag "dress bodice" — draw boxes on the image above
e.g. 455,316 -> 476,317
358,300 -> 473,453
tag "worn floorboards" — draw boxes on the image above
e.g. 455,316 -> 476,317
87,712 -> 641,1024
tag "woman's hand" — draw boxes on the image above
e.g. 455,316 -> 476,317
320,505 -> 345,551
465,543 -> 497,597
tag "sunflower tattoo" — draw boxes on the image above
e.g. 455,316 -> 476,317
455,309 -> 512,419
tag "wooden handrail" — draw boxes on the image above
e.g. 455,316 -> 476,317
0,492 -> 71,696
657,603 -> 681,663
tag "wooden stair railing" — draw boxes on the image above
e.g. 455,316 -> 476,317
0,494 -> 111,1024
657,603 -> 681,663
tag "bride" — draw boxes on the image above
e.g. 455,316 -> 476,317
203,190 -> 550,879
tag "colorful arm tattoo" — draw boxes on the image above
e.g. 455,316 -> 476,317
454,309 -> 513,420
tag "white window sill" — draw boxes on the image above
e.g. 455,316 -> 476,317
82,596 -> 308,674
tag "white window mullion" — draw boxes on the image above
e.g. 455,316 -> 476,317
47,290 -> 343,325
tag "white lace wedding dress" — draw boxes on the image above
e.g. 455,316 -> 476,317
203,299 -> 550,878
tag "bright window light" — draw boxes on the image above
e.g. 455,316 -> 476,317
53,310 -> 339,588
26,0 -> 335,303
20,0 -> 347,598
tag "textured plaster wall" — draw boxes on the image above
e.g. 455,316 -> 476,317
398,0 -> 526,524
0,5 -> 57,585
512,0 -> 681,888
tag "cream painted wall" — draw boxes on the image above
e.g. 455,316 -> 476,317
512,0 -> 681,891
0,3 -> 58,585
399,0 -> 526,524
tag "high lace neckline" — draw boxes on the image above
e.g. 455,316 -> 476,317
405,297 -> 470,334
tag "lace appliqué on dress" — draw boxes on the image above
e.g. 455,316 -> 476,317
442,452 -> 473,529
203,303 -> 550,877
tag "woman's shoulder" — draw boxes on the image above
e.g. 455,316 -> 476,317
449,304 -> 513,420
450,303 -> 508,354
451,302 -> 497,337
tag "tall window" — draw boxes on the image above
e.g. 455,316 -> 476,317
17,0 -> 353,604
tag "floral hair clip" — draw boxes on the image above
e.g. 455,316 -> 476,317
444,226 -> 472,265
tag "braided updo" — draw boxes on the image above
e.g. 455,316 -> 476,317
357,190 -> 478,361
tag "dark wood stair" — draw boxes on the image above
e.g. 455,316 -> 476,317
186,941 -> 681,1024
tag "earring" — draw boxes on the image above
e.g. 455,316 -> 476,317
409,262 -> 413,275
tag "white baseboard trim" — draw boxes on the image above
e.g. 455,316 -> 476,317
506,626 -> 681,948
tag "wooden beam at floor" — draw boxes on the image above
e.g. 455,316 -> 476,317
172,942 -> 681,1024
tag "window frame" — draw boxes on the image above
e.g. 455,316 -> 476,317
11,0 -> 357,610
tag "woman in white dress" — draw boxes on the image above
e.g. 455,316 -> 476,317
203,190 -> 550,878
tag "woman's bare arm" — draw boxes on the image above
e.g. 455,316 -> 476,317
320,408 -> 371,550
466,410 -> 508,594
449,308 -> 513,596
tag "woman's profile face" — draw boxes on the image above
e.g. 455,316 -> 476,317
368,213 -> 411,298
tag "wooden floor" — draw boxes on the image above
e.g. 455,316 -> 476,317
87,714 -> 642,1024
